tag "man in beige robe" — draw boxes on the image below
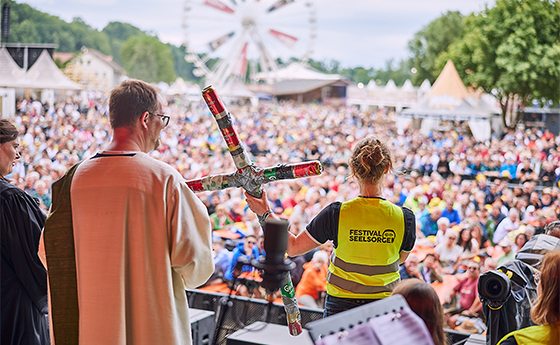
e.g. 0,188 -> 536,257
40,79 -> 213,345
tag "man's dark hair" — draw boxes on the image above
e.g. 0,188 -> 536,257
109,79 -> 160,129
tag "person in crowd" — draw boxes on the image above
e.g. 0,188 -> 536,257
418,253 -> 444,284
441,196 -> 461,226
224,235 -> 261,296
207,238 -> 232,285
295,250 -> 328,309
23,171 -> 40,196
435,229 -> 463,274
482,257 -> 498,272
493,208 -> 520,244
392,278 -> 447,345
267,187 -> 285,214
497,238 -> 516,266
31,179 -> 51,212
444,260 -> 483,328
1,120 -> 49,344
490,203 -> 507,229
497,250 -> 559,345
470,222 -> 490,251
513,232 -> 528,252
40,80 -> 214,344
244,136 -> 416,317
210,203 -> 235,231
453,226 -> 480,272
421,207 -> 443,237
434,217 -> 451,246
399,254 -> 422,280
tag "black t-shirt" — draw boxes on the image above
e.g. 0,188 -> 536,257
305,199 -> 416,252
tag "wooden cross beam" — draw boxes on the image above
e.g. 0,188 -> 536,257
186,85 -> 323,198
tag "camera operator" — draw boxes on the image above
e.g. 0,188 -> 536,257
497,250 -> 559,345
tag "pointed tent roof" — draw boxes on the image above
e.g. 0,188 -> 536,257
0,48 -> 82,90
401,79 -> 414,91
0,47 -> 27,87
385,79 -> 397,90
25,50 -> 83,90
419,79 -> 432,91
400,60 -> 498,121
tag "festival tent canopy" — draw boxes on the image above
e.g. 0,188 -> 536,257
253,62 -> 342,82
399,60 -> 500,141
0,47 -> 82,90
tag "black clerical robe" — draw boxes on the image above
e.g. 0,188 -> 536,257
1,178 -> 49,345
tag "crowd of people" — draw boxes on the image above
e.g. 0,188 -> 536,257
3,87 -> 560,344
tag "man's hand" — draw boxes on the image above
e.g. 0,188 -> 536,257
244,189 -> 272,217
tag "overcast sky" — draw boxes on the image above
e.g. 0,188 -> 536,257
20,0 -> 495,69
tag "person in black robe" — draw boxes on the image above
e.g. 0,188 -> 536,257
1,119 -> 49,345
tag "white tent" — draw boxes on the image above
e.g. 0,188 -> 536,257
399,60 -> 500,142
0,48 -> 83,118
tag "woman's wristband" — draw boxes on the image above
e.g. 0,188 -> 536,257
257,210 -> 271,227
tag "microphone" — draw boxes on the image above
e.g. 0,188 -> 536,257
252,218 -> 295,292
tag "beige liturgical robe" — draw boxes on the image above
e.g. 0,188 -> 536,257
40,152 -> 213,345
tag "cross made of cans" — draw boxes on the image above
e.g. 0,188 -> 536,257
186,86 -> 324,198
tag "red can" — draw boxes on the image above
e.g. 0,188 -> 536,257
202,85 -> 226,117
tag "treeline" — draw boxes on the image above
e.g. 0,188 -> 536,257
5,0 -> 560,127
6,1 -> 194,83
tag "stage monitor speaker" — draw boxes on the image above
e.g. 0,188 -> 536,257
190,308 -> 215,345
226,321 -> 313,345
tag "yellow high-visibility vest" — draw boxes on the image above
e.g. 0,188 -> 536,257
327,197 -> 405,299
497,322 -> 559,345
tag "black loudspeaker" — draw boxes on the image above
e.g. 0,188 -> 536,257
1,1 -> 9,41
190,308 -> 216,345
226,321 -> 313,345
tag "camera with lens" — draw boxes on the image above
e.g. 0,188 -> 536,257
478,260 -> 537,345
478,270 -> 511,306
478,234 -> 559,345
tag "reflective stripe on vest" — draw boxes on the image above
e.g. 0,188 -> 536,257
327,271 -> 400,294
327,197 -> 405,299
332,255 -> 400,276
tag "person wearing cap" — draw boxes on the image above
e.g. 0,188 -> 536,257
497,238 -> 516,266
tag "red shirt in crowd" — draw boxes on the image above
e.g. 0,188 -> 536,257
454,276 -> 481,311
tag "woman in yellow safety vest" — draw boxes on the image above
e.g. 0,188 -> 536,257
497,249 -> 560,345
245,136 -> 416,316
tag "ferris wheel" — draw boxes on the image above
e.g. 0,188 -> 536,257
182,0 -> 317,88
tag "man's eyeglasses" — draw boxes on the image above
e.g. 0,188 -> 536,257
149,112 -> 170,127
467,266 -> 479,271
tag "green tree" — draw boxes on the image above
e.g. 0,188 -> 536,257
121,35 -> 176,83
407,11 -> 465,86
102,22 -> 145,65
370,59 -> 412,86
442,0 -> 560,128
167,44 -> 199,82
